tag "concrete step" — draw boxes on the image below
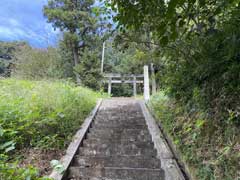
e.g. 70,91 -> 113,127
63,100 -> 166,180
78,146 -> 157,157
87,132 -> 152,142
96,110 -> 143,115
83,138 -> 154,148
93,121 -> 146,127
73,155 -> 161,169
95,114 -> 145,119
92,123 -> 147,129
89,125 -> 147,131
68,167 -> 165,180
97,108 -> 141,112
83,140 -> 154,150
89,129 -> 150,137
94,118 -> 146,124
95,115 -> 145,121
84,137 -> 152,145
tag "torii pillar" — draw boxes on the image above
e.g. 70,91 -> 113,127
144,65 -> 150,101
108,77 -> 112,96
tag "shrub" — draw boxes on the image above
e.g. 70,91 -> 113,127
13,46 -> 65,80
0,79 -> 102,150
0,79 -> 103,179
74,49 -> 103,90
150,92 -> 240,180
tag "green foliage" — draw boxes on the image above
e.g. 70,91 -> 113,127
74,49 -> 102,90
50,160 -> 65,175
158,8 -> 240,124
104,45 -> 147,75
110,84 -> 134,97
100,32 -> 158,96
0,123 -> 50,180
109,0 -> 239,45
44,0 -> 95,32
0,79 -> 102,179
150,92 -> 240,180
0,79 -> 102,150
44,0 -> 106,83
13,45 -> 65,80
0,41 -> 27,77
109,0 -> 240,120
0,160 -> 51,180
102,41 -> 147,96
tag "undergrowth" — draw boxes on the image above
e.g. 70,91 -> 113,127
0,79 -> 103,180
150,91 -> 240,180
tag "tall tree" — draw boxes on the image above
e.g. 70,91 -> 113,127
108,0 -> 240,120
44,0 -> 98,84
0,41 -> 27,77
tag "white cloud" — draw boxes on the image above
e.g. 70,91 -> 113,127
0,19 -> 60,47
0,25 -> 46,42
0,26 -> 26,39
8,18 -> 21,27
44,24 -> 60,35
0,0 -> 59,47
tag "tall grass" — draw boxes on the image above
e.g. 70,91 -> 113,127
0,79 -> 103,179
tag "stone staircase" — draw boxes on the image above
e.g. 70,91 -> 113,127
65,99 -> 165,180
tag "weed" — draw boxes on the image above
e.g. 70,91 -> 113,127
150,91 -> 240,180
0,78 -> 103,179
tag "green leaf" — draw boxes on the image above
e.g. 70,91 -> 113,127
166,0 -> 178,18
199,0 -> 206,7
26,176 -> 31,180
160,36 -> 169,46
0,126 -> 3,136
178,19 -> 185,28
195,119 -> 205,128
0,141 -> 15,149
185,127 -> 192,133
50,160 -> 65,174
5,145 -> 15,152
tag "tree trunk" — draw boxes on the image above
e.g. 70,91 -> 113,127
73,47 -> 81,85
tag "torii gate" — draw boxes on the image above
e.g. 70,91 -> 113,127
103,65 -> 150,101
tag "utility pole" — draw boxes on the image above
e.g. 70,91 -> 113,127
101,42 -> 105,74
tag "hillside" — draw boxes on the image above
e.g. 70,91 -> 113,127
0,79 -> 103,179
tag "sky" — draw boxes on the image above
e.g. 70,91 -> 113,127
0,0 -> 60,48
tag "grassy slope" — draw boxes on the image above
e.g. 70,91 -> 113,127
149,92 -> 240,180
0,79 -> 103,180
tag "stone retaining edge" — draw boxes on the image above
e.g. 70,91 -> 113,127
139,100 -> 187,180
